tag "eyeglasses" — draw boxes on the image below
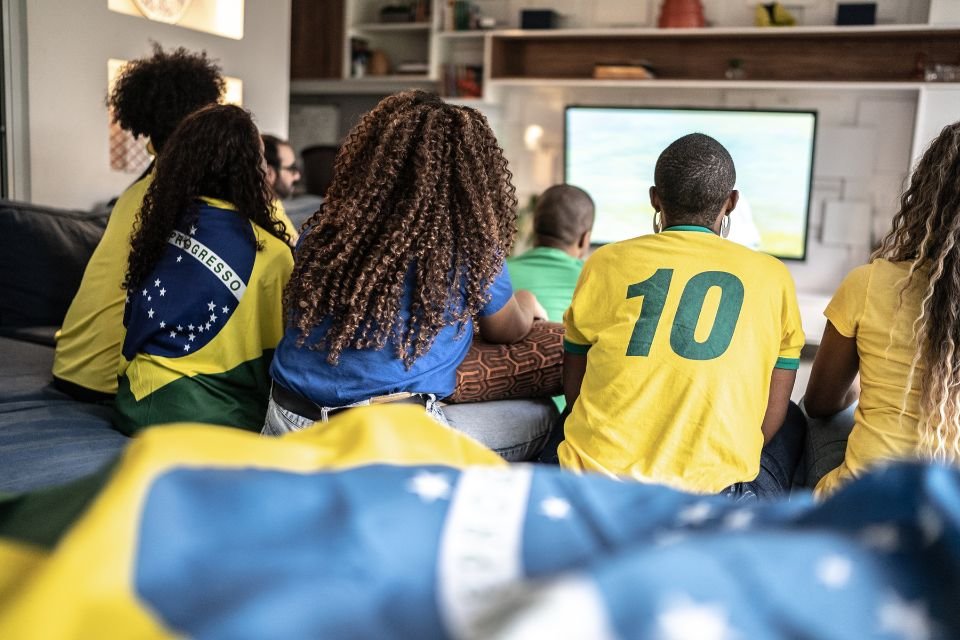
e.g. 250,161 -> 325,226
281,163 -> 301,175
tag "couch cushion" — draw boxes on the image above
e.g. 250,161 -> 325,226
449,321 -> 564,403
0,199 -> 107,327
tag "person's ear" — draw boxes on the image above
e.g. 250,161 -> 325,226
726,189 -> 740,215
577,230 -> 592,256
649,186 -> 661,212
264,165 -> 278,186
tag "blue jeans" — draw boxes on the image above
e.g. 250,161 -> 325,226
720,401 -> 807,501
261,392 -> 448,436
443,398 -> 557,462
799,400 -> 855,489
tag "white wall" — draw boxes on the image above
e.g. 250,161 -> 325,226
23,0 -> 291,209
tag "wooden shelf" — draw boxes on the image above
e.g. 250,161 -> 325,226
291,77 -> 437,95
488,78 -> 960,92
489,26 -> 960,84
352,22 -> 431,32
436,31 -> 489,39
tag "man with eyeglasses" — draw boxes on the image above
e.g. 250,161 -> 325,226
262,134 -> 302,200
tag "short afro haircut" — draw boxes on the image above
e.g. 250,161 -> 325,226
654,133 -> 736,226
533,184 -> 595,245
108,43 -> 225,153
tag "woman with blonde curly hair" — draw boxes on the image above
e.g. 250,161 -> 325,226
806,120 -> 960,494
262,90 -> 545,433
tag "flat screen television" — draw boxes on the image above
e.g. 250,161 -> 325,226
564,106 -> 817,260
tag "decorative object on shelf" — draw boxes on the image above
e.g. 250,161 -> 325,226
131,0 -> 193,24
444,64 -> 483,97
724,58 -> 747,80
657,0 -> 705,28
593,61 -> 657,80
923,63 -> 960,82
380,3 -> 416,23
836,2 -> 876,26
367,49 -> 391,76
520,9 -> 559,29
754,2 -> 796,27
350,38 -> 371,78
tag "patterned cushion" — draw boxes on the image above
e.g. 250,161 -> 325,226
450,322 -> 563,403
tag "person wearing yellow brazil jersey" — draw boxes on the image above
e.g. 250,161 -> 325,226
560,133 -> 806,498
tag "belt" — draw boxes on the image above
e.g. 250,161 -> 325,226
271,384 -> 429,422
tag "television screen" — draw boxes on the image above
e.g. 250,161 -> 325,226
564,106 -> 817,260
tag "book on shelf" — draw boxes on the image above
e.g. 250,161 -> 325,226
443,63 -> 483,98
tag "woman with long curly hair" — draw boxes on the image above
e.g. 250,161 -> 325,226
114,104 -> 293,434
263,90 -> 545,433
805,120 -> 960,494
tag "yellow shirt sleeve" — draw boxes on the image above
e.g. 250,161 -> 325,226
776,265 -> 805,369
825,263 -> 871,338
562,258 -> 592,354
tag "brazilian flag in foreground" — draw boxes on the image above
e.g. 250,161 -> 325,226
2,405 -> 960,639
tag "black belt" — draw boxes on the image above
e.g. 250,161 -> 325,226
271,384 -> 429,421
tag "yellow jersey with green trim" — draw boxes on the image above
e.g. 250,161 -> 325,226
114,197 -> 293,434
53,172 -> 154,395
815,260 -> 924,496
53,170 -> 297,396
560,226 -> 804,493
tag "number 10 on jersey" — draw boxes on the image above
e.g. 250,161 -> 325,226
625,269 -> 744,361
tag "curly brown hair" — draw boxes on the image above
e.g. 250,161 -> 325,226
287,90 -> 518,367
873,121 -> 960,462
108,43 -> 225,153
123,104 -> 290,291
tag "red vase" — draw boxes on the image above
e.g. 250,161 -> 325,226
657,0 -> 706,28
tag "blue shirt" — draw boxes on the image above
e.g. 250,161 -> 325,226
270,266 -> 514,405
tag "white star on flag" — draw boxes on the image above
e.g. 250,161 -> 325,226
677,502 -> 713,526
540,496 -> 572,520
210,313 -> 218,322
188,324 -> 195,331
878,594 -> 932,640
189,225 -> 197,235
147,295 -> 152,302
198,325 -> 205,333
723,509 -> 754,531
125,294 -> 130,303
183,344 -> 190,352
189,333 -> 195,342
207,301 -> 216,311
205,322 -> 211,330
657,595 -> 737,640
159,321 -> 166,328
159,288 -> 166,296
816,554 -> 853,589
177,325 -> 183,331
169,331 -> 176,338
406,471 -> 452,503
142,289 -> 148,296
176,255 -> 182,263
918,505 -> 943,545
147,308 -> 154,318
154,278 -> 161,287
861,524 -> 900,552
222,305 -> 229,314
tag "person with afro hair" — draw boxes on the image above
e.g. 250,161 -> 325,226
54,45 -> 295,402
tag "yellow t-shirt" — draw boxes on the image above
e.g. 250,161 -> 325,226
53,173 -> 154,394
560,226 -> 804,493
815,260 -> 923,496
54,170 -> 297,396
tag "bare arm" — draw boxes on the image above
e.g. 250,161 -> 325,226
804,321 -> 860,418
761,368 -> 797,444
477,289 -> 547,344
563,352 -> 588,410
